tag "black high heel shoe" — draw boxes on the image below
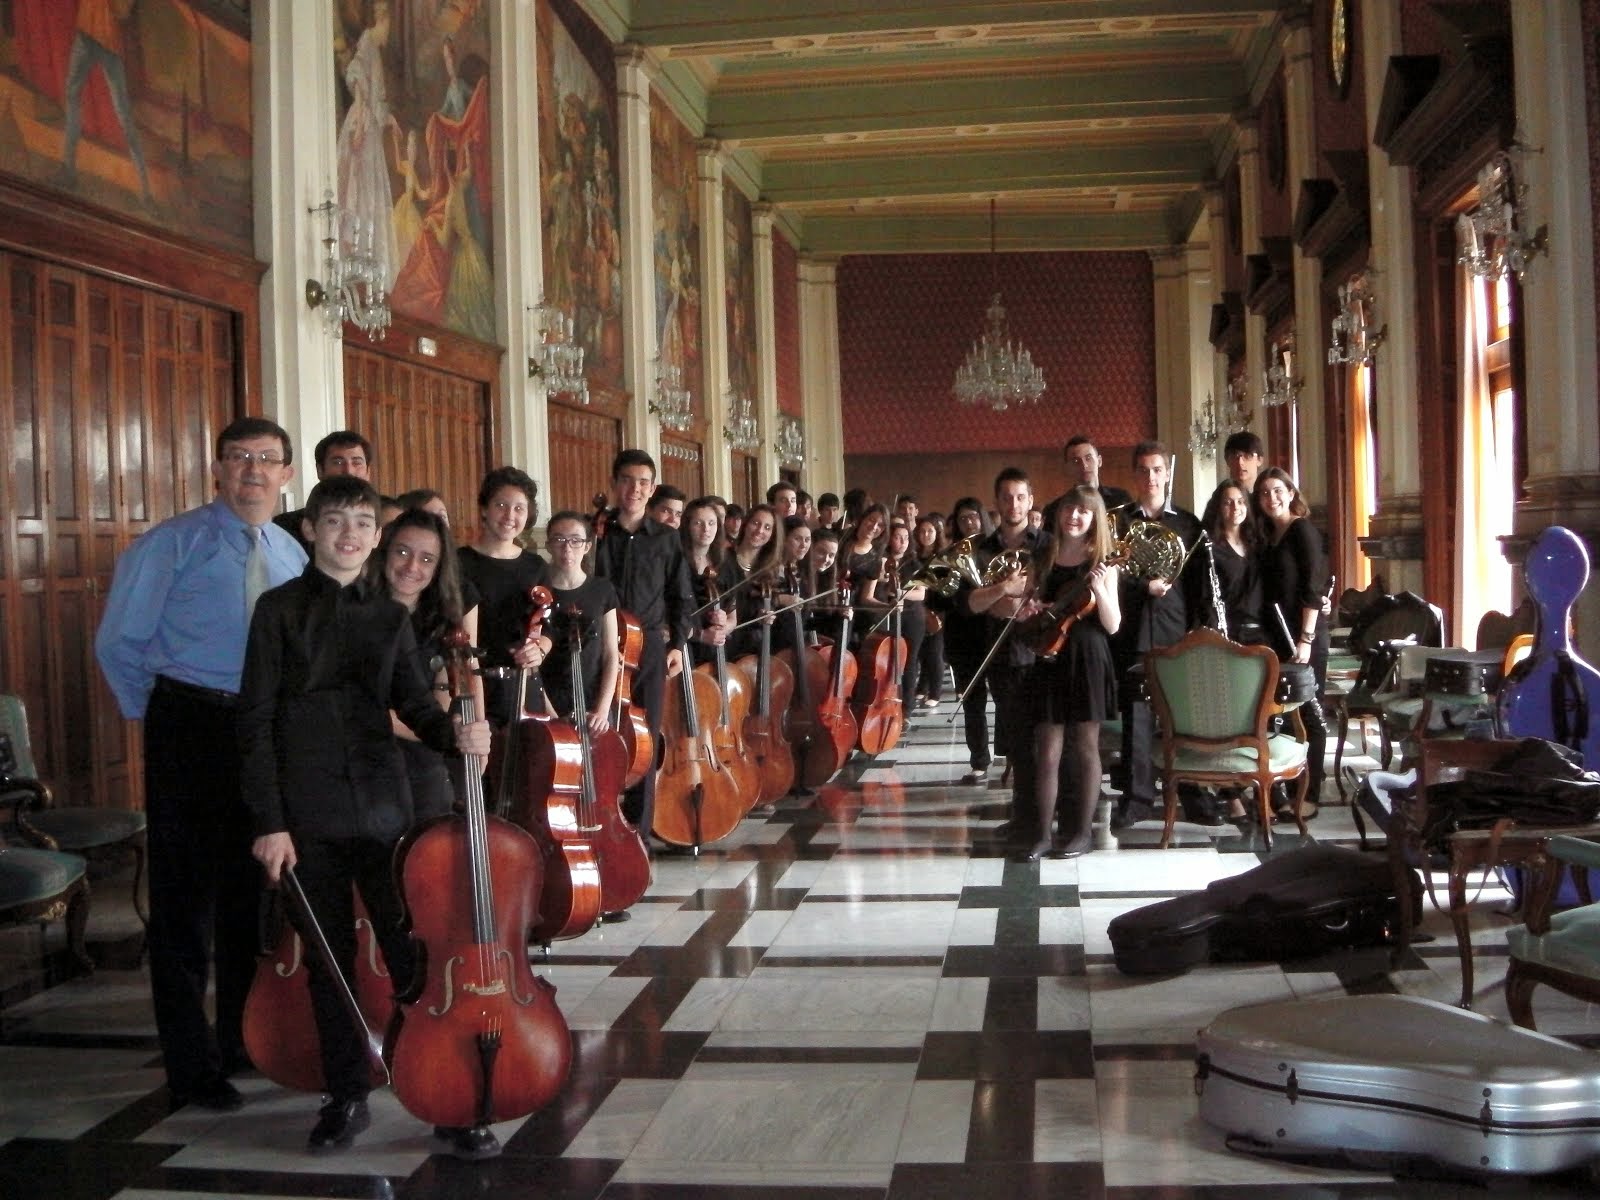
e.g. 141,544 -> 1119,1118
1272,800 -> 1320,825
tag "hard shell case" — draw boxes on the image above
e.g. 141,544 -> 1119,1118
1195,994 -> 1600,1176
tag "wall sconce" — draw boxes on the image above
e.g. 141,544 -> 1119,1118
723,390 -> 760,453
1327,273 -> 1387,368
647,356 -> 693,432
1457,139 -> 1548,282
776,415 -> 805,467
1259,336 -> 1301,409
1187,382 -> 1253,460
304,190 -> 390,341
527,297 -> 587,403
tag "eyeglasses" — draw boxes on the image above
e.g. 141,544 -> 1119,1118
548,535 -> 591,547
221,449 -> 286,467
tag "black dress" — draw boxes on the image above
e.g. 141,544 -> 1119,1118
1212,537 -> 1264,644
538,576 -> 619,721
399,625 -> 455,822
457,546 -> 548,725
1030,562 -> 1118,724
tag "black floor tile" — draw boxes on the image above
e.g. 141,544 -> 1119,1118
0,1139 -> 174,1200
888,1161 -> 1104,1200
567,1028 -> 707,1079
917,1030 -> 1095,1080
602,1184 -> 883,1200
398,1152 -> 615,1199
943,944 -> 1085,977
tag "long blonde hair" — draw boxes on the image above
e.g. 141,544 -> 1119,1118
1034,485 -> 1112,575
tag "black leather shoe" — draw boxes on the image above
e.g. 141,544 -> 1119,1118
1012,839 -> 1051,863
308,1098 -> 370,1152
1110,799 -> 1157,831
174,1076 -> 243,1113
434,1124 -> 502,1160
601,909 -> 632,923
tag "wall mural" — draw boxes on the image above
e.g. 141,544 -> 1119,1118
723,180 -> 756,405
536,0 -> 622,393
650,89 -> 700,412
334,0 -> 493,342
2,0 -> 253,253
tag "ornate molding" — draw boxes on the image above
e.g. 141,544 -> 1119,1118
1293,151 -> 1370,272
1244,236 -> 1295,326
1208,291 -> 1246,356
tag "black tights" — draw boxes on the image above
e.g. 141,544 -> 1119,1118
1031,720 -> 1101,853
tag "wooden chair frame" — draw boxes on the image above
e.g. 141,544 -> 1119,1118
1505,834 -> 1600,1030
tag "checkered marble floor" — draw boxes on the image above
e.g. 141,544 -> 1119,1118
3,704 -> 1599,1199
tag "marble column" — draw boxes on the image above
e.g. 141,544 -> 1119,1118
752,203 -> 782,488
1283,16 -> 1326,504
615,45 -> 659,459
1360,0 -> 1425,593
489,0 -> 548,497
1507,0 -> 1600,631
797,255 -> 844,496
696,140 -> 733,498
252,0 -> 342,510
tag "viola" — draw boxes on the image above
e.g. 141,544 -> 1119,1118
737,579 -> 796,806
652,628 -> 746,848
854,557 -> 908,756
802,583 -> 859,787
1017,549 -> 1126,659
559,604 -> 650,915
496,588 -> 603,945
701,564 -> 762,814
241,884 -> 392,1094
388,630 -> 571,1130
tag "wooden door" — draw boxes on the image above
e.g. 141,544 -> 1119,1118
547,400 -> 622,518
731,451 -> 757,509
660,435 -> 704,499
1,251 -> 238,809
343,343 -> 492,531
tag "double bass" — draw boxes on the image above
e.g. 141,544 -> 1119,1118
496,588 -> 602,945
389,631 -> 571,1130
738,577 -> 796,806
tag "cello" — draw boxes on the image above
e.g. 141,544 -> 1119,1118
652,627 -> 746,849
558,604 -> 651,915
775,562 -> 825,791
496,587 -> 603,945
802,582 -> 859,788
701,564 -> 762,813
737,577 -> 797,807
593,493 -> 654,789
854,555 -> 908,756
388,630 -> 572,1131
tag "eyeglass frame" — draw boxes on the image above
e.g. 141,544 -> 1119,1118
219,448 -> 289,467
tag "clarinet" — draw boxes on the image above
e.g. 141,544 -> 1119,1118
1202,533 -> 1228,640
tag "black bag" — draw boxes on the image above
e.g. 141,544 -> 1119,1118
1108,845 -> 1419,976
1421,737 -> 1600,850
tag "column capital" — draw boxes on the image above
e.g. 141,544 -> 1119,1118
751,201 -> 776,237
615,43 -> 653,97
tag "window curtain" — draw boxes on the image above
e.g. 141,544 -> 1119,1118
1348,363 -> 1376,588
1454,217 -> 1515,645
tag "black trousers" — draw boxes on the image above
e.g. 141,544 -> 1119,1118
898,604 -> 927,709
919,627 -> 946,700
989,662 -> 1036,826
623,634 -> 667,837
292,836 -> 413,1103
143,680 -> 261,1095
946,641 -> 991,771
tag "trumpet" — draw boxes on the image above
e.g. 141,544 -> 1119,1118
904,536 -> 985,597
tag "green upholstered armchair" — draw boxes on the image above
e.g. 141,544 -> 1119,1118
1505,835 -> 1600,1031
1,694 -> 146,941
1145,628 -> 1310,849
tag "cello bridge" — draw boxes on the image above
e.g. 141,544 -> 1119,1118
463,979 -> 508,997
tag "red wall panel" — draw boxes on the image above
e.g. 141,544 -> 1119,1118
838,251 -> 1155,455
773,233 -> 802,418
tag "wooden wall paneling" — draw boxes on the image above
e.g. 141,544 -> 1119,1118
548,401 -> 621,516
844,447 -> 1142,520
731,451 -> 757,509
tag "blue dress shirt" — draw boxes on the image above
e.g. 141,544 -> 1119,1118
95,499 -> 308,718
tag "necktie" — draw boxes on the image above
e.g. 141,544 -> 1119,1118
244,525 -> 270,624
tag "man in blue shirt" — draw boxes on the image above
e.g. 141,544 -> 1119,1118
96,416 -> 306,1112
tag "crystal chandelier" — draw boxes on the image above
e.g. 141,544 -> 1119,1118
1187,381 -> 1252,460
1457,141 -> 1547,282
1327,274 -> 1386,368
776,415 -> 805,467
304,190 -> 390,341
648,357 -> 693,433
1259,337 -> 1301,409
723,390 -> 760,453
951,200 -> 1045,412
527,297 -> 588,403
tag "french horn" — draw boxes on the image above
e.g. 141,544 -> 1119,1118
1115,520 -> 1186,582
905,536 -> 985,597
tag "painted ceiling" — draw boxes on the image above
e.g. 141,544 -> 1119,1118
580,0 -> 1284,254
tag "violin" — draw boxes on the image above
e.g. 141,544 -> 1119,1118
737,577 -> 797,806
241,884 -> 392,1094
388,630 -> 571,1130
652,622 -> 746,847
496,588 -> 603,945
1017,550 -> 1124,659
700,564 -> 762,814
854,555 -> 908,755
559,604 -> 650,915
803,582 -> 859,787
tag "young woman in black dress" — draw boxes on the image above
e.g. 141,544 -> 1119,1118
679,497 -> 734,666
1017,485 -> 1121,861
1200,480 -> 1265,645
537,512 -> 620,733
842,503 -> 889,613
869,519 -> 928,720
1256,467 -> 1331,820
374,507 -> 479,821
910,515 -> 947,708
